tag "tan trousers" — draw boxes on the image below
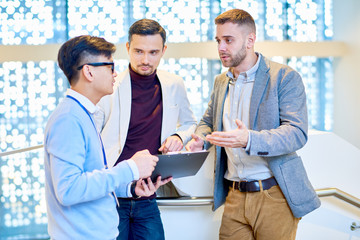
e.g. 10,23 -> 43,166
219,184 -> 300,240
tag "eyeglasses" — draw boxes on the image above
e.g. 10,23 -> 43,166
77,62 -> 115,73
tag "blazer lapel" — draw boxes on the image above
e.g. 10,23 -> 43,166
216,74 -> 230,132
249,56 -> 270,129
156,71 -> 169,143
118,70 -> 132,150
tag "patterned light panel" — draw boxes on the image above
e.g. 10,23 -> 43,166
0,0 -> 333,238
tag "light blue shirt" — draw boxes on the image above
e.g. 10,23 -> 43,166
44,89 -> 138,240
223,54 -> 272,181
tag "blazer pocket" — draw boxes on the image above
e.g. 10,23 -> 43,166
167,104 -> 179,127
279,156 -> 317,206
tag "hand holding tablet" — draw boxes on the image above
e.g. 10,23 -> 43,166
151,150 -> 209,181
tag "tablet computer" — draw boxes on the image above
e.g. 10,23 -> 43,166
151,150 -> 209,181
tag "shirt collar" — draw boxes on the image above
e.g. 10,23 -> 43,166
226,52 -> 261,83
66,89 -> 97,114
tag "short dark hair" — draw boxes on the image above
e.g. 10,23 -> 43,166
57,35 -> 116,85
215,9 -> 256,33
128,19 -> 166,47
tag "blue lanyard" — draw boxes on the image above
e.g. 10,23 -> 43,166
66,95 -> 108,168
66,95 -> 119,206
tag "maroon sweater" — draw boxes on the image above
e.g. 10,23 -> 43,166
116,66 -> 163,199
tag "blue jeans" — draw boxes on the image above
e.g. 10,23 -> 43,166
116,198 -> 165,240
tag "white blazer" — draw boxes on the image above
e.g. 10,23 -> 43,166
95,69 -> 197,167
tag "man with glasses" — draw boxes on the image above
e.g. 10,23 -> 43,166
77,61 -> 115,73
44,35 -> 170,239
95,19 -> 197,240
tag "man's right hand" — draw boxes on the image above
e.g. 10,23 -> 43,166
130,149 -> 158,178
185,134 -> 204,152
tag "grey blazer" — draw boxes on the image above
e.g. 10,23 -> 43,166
195,54 -> 320,218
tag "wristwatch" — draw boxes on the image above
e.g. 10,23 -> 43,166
130,181 -> 141,199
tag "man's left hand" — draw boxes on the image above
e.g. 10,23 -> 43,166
158,135 -> 183,153
206,119 -> 249,148
135,176 -> 173,197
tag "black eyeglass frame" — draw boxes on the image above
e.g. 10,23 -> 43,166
77,62 -> 115,73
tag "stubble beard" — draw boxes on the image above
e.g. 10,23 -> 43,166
222,43 -> 247,68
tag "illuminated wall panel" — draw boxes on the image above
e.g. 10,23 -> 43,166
0,0 -> 333,238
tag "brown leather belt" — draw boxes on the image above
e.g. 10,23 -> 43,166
229,177 -> 278,192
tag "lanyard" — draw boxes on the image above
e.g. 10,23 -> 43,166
67,95 -> 108,168
66,95 -> 119,205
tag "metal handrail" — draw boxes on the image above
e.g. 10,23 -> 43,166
316,187 -> 360,209
2,145 -> 360,211
0,144 -> 43,157
157,196 -> 213,206
158,188 -> 360,209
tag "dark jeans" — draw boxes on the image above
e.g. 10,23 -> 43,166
116,198 -> 165,240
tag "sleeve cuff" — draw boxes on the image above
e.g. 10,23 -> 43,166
245,130 -> 251,151
172,133 -> 183,143
126,182 -> 132,197
125,159 -> 139,180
